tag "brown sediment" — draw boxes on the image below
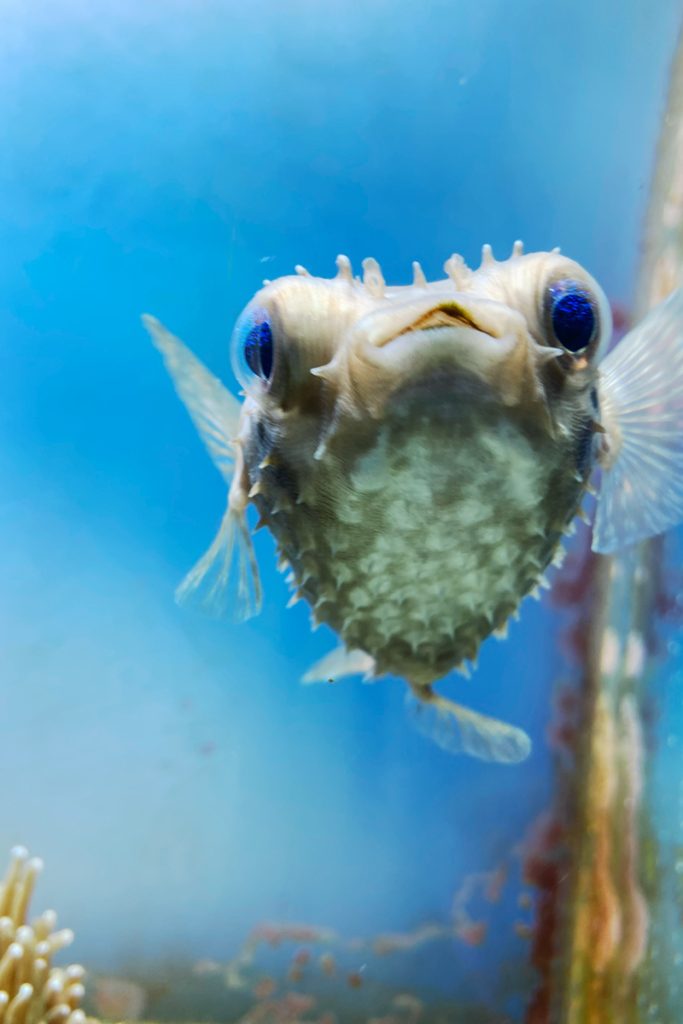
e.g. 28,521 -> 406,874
522,812 -> 570,1024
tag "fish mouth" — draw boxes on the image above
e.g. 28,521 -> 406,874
365,297 -> 508,351
348,295 -> 531,413
376,302 -> 498,346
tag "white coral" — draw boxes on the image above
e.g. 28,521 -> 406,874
0,846 -> 93,1024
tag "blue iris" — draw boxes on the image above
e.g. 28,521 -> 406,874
549,281 -> 596,352
243,317 -> 274,380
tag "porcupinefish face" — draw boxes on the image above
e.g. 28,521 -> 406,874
231,248 -> 611,683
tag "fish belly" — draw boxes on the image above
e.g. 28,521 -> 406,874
260,407 -> 584,684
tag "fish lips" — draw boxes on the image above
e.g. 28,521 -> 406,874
348,294 -> 530,411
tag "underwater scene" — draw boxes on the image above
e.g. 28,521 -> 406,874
4,2 -> 683,1022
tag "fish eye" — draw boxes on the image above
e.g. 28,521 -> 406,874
243,314 -> 273,380
232,305 -> 275,390
547,279 -> 597,353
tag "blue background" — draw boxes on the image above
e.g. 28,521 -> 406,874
1,0 -> 681,1007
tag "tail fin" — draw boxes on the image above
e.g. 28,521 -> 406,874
406,689 -> 531,764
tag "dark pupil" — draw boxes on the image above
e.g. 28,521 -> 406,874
551,286 -> 595,352
244,320 -> 273,379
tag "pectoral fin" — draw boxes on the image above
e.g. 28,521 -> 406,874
143,314 -> 262,620
143,314 -> 241,482
176,497 -> 262,621
593,288 -> 683,553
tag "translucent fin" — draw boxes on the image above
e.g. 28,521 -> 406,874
593,288 -> 683,553
301,647 -> 376,685
176,501 -> 262,621
142,314 -> 241,483
405,691 -> 531,764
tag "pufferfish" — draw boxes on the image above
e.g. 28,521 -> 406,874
143,243 -> 683,764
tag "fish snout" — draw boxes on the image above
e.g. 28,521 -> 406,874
358,293 -> 525,349
344,294 -> 536,413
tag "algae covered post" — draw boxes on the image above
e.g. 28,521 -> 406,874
533,32 -> 683,1024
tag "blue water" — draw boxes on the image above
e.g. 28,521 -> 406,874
1,0 -> 682,1013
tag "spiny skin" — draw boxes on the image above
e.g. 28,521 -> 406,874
235,247 -> 609,687
247,391 -> 586,684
